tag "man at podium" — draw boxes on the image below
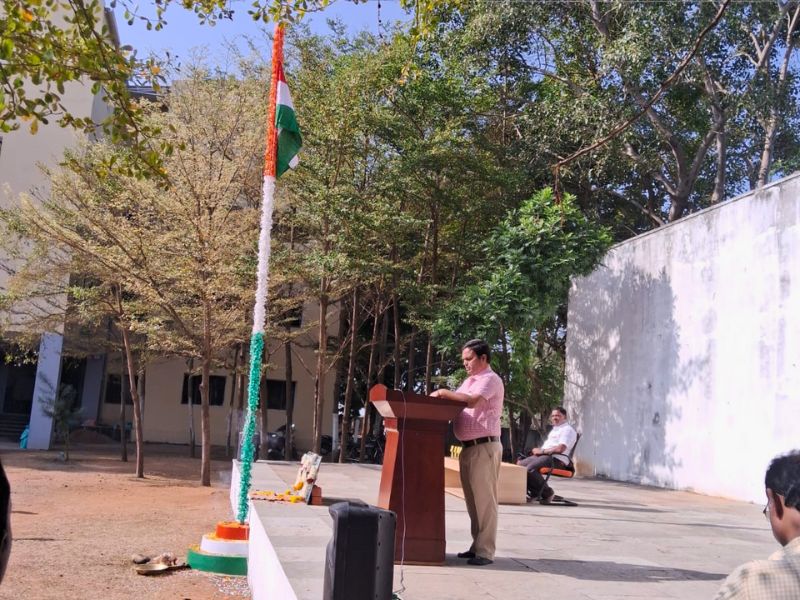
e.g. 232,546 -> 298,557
431,339 -> 504,566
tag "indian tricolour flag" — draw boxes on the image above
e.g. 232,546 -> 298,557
275,64 -> 302,177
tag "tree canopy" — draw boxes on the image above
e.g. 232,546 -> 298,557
5,2 -> 800,467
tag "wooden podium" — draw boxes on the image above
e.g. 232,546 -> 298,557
369,384 -> 465,565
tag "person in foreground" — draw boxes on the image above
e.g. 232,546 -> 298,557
431,339 -> 504,567
517,407 -> 578,503
714,450 -> 800,599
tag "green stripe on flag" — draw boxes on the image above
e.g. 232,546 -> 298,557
276,103 -> 301,177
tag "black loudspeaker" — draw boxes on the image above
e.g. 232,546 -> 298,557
322,500 -> 396,600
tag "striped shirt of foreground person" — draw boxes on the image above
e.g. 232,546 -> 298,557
714,450 -> 800,600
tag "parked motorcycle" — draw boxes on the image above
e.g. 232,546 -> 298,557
320,434 -> 333,457
265,424 -> 298,461
245,425 -> 333,461
345,431 -> 385,464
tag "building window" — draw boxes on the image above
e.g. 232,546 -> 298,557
104,373 -> 137,405
283,305 -> 302,329
181,374 -> 226,406
262,379 -> 296,410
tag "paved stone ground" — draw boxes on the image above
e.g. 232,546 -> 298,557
258,461 -> 775,600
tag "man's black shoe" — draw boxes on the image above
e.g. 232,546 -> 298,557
467,556 -> 493,566
539,489 -> 556,505
457,550 -> 476,559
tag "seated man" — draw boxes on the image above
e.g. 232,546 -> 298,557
714,450 -> 800,599
517,407 -> 577,503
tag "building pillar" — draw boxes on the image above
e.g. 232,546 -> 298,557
27,333 -> 64,450
0,365 -> 7,413
79,354 -> 106,424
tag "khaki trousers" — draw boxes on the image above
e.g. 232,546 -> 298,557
459,441 -> 501,560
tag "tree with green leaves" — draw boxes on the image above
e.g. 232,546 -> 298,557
281,28 -> 411,453
432,188 -> 612,454
436,0 -> 800,230
40,383 -> 82,461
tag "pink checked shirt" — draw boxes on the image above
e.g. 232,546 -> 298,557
452,367 -> 504,441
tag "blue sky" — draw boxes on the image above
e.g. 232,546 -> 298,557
113,0 -> 410,62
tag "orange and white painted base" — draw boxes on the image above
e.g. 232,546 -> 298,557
187,521 -> 249,576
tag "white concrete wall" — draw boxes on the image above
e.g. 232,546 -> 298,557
564,173 -> 800,503
0,81 -> 95,326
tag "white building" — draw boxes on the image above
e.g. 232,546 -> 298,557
564,173 -> 800,503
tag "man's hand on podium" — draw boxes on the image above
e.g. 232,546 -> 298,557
431,388 -> 483,408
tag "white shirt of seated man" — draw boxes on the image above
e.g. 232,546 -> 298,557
531,409 -> 577,460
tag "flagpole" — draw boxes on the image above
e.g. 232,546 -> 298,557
236,22 -> 284,524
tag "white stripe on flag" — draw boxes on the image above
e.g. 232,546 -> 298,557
276,80 -> 294,110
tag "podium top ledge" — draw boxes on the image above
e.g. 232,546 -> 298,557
368,384 -> 465,421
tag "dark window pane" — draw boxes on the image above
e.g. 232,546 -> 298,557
104,374 -> 135,405
261,379 -> 295,410
60,358 -> 86,408
284,305 -> 302,329
181,375 -> 226,406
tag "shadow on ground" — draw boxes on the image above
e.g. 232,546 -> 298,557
449,556 -> 726,581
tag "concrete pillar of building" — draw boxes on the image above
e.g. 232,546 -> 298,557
79,354 -> 106,423
27,333 -> 64,450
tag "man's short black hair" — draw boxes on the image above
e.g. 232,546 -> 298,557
765,450 -> 800,510
462,339 -> 490,361
552,406 -> 567,417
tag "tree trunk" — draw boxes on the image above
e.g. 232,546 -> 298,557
187,358 -> 196,458
312,290 -> 329,454
133,364 -> 146,476
406,327 -> 416,392
499,328 -> 514,460
339,287 -> 359,463
519,410 -> 532,454
199,355 -> 212,486
424,335 -> 434,395
372,299 -> 390,438
425,202 -> 439,394
119,352 -> 128,463
507,407 -> 517,464
284,335 -> 295,460
331,299 -> 348,458
359,294 -> 382,461
136,367 -> 146,426
392,290 -> 401,389
377,295 -> 389,386
225,344 -> 241,458
698,54 -> 726,204
667,194 -> 689,222
235,349 -> 246,455
259,347 -> 269,460
118,334 -> 143,477
758,114 -> 779,188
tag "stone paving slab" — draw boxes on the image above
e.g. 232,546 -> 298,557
242,460 -> 775,600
